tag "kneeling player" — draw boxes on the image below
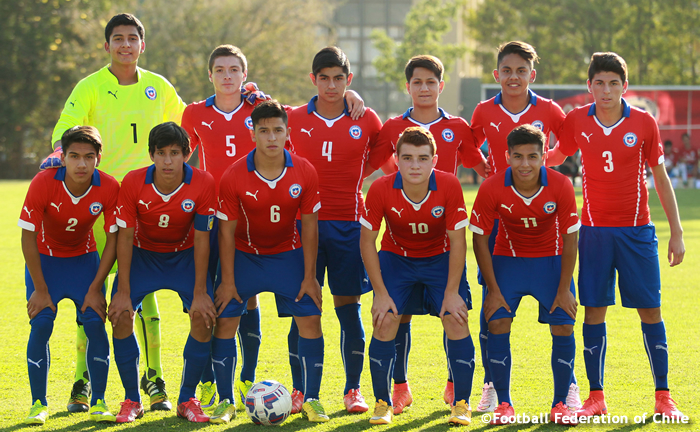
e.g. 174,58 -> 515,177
212,100 -> 328,423
108,122 -> 217,423
469,124 -> 580,425
20,126 -> 120,424
360,127 -> 474,426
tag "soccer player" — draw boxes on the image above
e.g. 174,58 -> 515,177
375,54 -> 486,413
19,126 -> 120,424
107,122 -> 217,423
550,52 -> 686,420
360,127 -> 474,426
213,100 -> 328,423
470,41 -> 580,413
469,124 -> 580,426
286,46 -> 392,414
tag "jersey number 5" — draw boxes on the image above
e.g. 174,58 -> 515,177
226,135 -> 236,157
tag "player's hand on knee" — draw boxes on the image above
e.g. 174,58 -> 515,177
108,291 -> 134,328
296,277 -> 323,311
668,234 -> 685,267
189,292 -> 217,329
214,281 -> 242,316
550,290 -> 578,320
439,292 -> 469,325
81,289 -> 107,322
39,148 -> 63,170
27,290 -> 56,319
483,290 -> 510,322
371,293 -> 398,329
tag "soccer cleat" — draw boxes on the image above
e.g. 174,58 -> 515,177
301,399 -> 330,422
177,398 -> 210,422
391,382 -> 413,414
198,381 -> 217,409
655,390 -> 685,420
209,399 -> 236,424
448,400 -> 472,425
344,388 -> 369,413
443,380 -> 454,405
477,382 -> 497,412
140,374 -> 172,411
89,399 -> 116,422
490,402 -> 515,425
551,401 -> 578,425
575,390 -> 607,418
115,399 -> 144,423
369,400 -> 393,425
290,388 -> 304,414
24,400 -> 49,425
234,379 -> 253,410
67,380 -> 91,413
567,383 -> 583,411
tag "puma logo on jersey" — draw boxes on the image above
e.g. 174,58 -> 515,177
472,210 -> 481,222
201,120 -> 214,130
115,205 -> 123,215
583,345 -> 598,355
391,207 -> 404,218
23,206 -> 34,218
490,356 -> 508,366
246,191 -> 259,201
557,358 -> 575,369
301,128 -> 313,137
500,203 -> 514,213
27,358 -> 43,368
93,356 -> 109,366
138,200 -> 151,210
50,202 -> 62,212
581,132 -> 593,142
458,207 -> 467,213
490,122 -> 501,132
108,90 -> 118,99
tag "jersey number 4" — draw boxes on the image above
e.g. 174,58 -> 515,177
322,141 -> 333,162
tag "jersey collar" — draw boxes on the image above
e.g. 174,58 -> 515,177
587,97 -> 631,117
494,89 -> 538,106
307,95 -> 350,116
205,94 -> 246,108
246,149 -> 294,172
103,65 -> 143,84
145,163 -> 194,184
393,170 -> 438,191
402,107 -> 449,120
54,166 -> 102,186
504,166 -> 548,187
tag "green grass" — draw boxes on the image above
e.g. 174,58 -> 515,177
0,180 -> 698,431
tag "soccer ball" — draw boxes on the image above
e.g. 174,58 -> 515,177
245,380 -> 292,426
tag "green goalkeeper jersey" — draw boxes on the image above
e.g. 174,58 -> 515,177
52,65 -> 186,180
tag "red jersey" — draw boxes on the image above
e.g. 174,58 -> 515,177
116,164 -> 216,253
377,108 -> 483,174
181,95 -> 256,194
361,170 -> 468,258
18,168 -> 119,257
679,147 -> 699,165
217,149 -> 320,255
559,100 -> 664,227
471,90 -> 566,174
287,97 -> 388,221
469,167 -> 580,258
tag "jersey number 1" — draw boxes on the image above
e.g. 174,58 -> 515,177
131,123 -> 137,143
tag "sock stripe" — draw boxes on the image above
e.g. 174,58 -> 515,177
599,335 -> 606,387
643,332 -> 656,384
386,358 -> 394,400
341,330 -> 347,376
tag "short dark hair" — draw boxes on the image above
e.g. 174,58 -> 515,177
208,44 -> 247,72
148,122 -> 190,157
405,55 -> 444,82
61,126 -> 102,154
312,46 -> 350,77
506,124 -> 546,154
497,41 -> 539,69
105,14 -> 145,43
588,52 -> 627,83
396,127 -> 437,156
664,140 -> 673,147
251,100 -> 288,128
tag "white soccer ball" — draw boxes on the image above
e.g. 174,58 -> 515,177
245,380 -> 292,426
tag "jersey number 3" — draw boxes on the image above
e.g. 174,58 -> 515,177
602,151 -> 614,172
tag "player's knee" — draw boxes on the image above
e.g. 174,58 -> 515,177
550,324 -> 573,336
294,315 -> 322,339
400,314 -> 413,324
30,311 -> 55,335
112,311 -> 135,339
332,294 -> 361,308
488,318 -> 512,335
372,315 -> 401,341
189,313 -> 213,342
637,307 -> 662,324
583,306 -> 607,324
247,295 -> 259,309
214,317 -> 240,339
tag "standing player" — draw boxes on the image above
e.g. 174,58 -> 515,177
551,52 -> 686,420
469,124 -> 580,426
213,101 -> 328,423
375,54 -> 486,413
19,126 -> 119,424
107,122 -> 217,423
360,127 -> 474,426
287,46 -> 392,414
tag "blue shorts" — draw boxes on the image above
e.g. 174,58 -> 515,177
578,224 -> 661,308
25,252 -> 104,323
373,251 -> 472,317
297,220 -> 370,296
112,246 -> 213,310
476,219 -> 499,287
217,248 -> 321,318
489,255 -> 576,325
208,217 -> 220,285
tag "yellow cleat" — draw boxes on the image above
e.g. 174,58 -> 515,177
209,399 -> 236,424
24,400 -> 49,425
301,399 -> 330,422
369,399 -> 393,425
89,399 -> 116,422
448,400 -> 472,425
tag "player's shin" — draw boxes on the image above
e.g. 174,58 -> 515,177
74,323 -> 89,384
393,322 -> 411,383
479,297 -> 491,384
335,303 -> 365,392
135,294 -> 162,382
83,317 -> 110,405
582,323 -> 607,390
238,307 -> 261,383
642,321 -> 669,390
211,336 -> 237,402
369,338 -> 396,404
551,334 -> 576,407
487,332 -> 512,405
288,320 -> 303,392
446,336 -> 475,405
113,333 -> 141,402
298,335 -> 324,401
28,311 -> 54,406
179,335 -> 212,405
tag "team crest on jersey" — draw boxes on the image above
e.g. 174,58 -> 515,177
245,116 -> 253,130
543,201 -> 557,214
145,86 -> 157,100
531,120 -> 544,131
181,199 -> 195,212
289,184 -> 302,198
349,125 -> 362,140
441,129 -> 455,142
89,202 -> 103,215
431,206 -> 445,218
623,132 -> 638,147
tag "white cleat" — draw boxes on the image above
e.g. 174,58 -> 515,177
477,382 -> 498,412
566,383 -> 583,411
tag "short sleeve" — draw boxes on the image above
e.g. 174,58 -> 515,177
549,101 -> 566,140
194,171 -> 217,231
359,179 -> 386,231
468,179 -> 497,236
470,103 -> 486,146
643,112 -> 664,168
217,167 -> 240,222
556,176 -> 581,235
116,172 -> 139,229
454,118 -> 483,168
299,162 -> 321,215
162,79 -> 186,124
558,110 -> 580,157
444,174 -> 468,230
18,173 -> 48,231
366,110 -> 393,170
181,104 -> 200,155
102,176 -> 120,234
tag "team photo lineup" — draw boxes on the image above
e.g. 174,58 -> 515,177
18,11 -> 689,428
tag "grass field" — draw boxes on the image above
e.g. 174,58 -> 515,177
0,180 -> 698,431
